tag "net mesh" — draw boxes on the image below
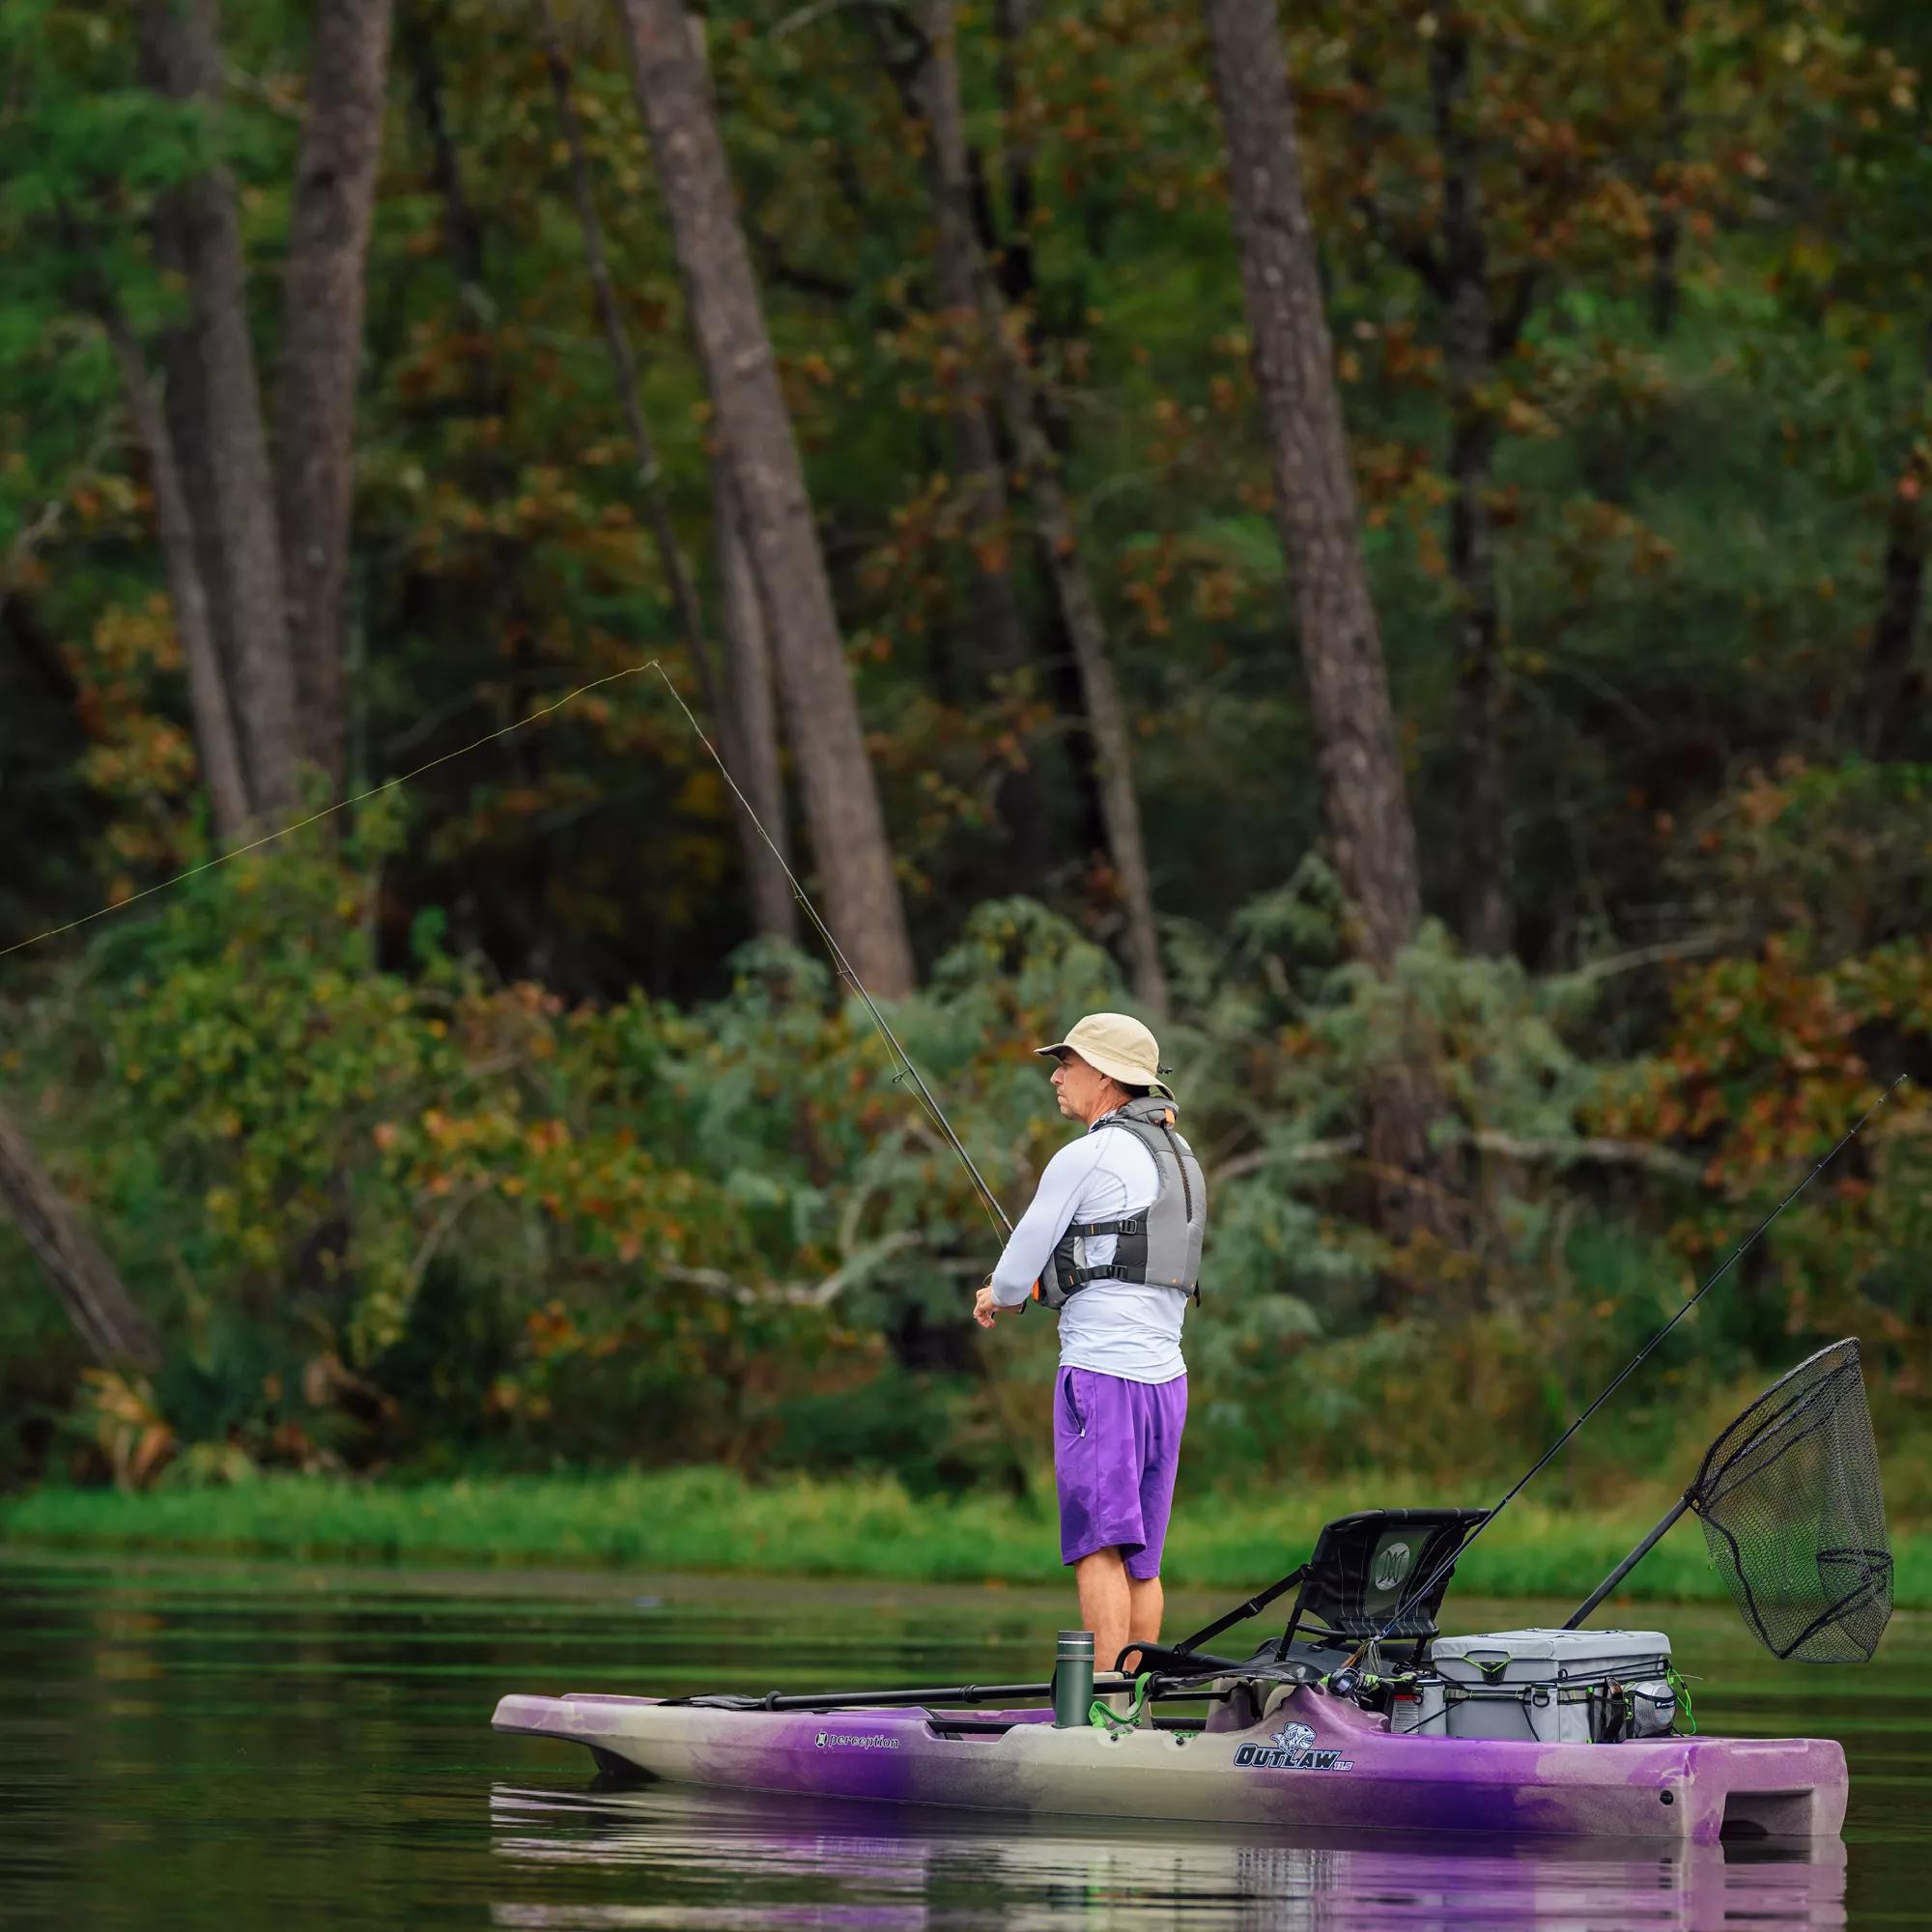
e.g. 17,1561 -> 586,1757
1690,1337 -> 1892,1662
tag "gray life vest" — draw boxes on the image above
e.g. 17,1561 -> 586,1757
1036,1096 -> 1208,1310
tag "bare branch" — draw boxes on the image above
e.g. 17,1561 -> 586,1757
1469,1130 -> 1705,1184
1217,1127 -> 1707,1188
1566,932 -> 1739,985
772,0 -> 927,53
1216,1136 -> 1365,1182
661,1229 -> 922,1308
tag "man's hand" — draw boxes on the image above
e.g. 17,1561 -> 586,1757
973,1283 -> 1002,1329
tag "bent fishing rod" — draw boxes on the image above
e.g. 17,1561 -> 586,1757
653,666 -> 1012,1239
1333,1073 -> 1909,1686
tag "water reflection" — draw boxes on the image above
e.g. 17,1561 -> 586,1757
489,1780 -> 1848,1930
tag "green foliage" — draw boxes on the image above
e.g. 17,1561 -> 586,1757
8,783 -> 1927,1500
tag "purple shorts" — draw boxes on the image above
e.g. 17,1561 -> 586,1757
1053,1365 -> 1188,1579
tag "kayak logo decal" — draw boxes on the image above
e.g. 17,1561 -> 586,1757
1373,1542 -> 1412,1591
1235,1721 -> 1354,1773
814,1730 -> 900,1750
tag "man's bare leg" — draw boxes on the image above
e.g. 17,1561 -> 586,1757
1127,1574 -> 1163,1653
1074,1548 -> 1131,1673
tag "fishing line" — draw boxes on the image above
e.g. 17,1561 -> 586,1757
3,650 -> 1010,1239
1,660 -> 664,965
651,665 -> 1011,1237
1346,1073 -> 1909,1673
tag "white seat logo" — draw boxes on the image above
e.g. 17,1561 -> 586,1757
1374,1543 -> 1412,1591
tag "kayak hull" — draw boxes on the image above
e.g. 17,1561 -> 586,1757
493,1685 -> 1846,1843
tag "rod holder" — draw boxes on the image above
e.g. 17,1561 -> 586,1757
1051,1629 -> 1094,1728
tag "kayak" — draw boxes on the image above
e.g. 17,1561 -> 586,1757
497,1390 -> 1888,1850
491,1679 -> 1846,1844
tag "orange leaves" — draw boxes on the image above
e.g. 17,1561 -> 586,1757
1592,927 -> 1906,1216
1844,943 -> 1932,1033
1737,768 -> 1795,830
1123,539 -> 1177,639
525,1298 -> 578,1359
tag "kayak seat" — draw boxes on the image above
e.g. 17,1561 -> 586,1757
1284,1506 -> 1492,1654
1122,1506 -> 1490,1678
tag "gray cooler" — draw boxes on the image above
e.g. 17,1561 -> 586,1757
1431,1628 -> 1674,1744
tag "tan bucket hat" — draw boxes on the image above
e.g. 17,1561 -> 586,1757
1035,1011 -> 1174,1098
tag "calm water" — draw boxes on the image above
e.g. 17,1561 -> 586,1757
0,1549 -> 1925,1929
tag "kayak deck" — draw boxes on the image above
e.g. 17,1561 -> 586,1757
492,1684 -> 1845,1843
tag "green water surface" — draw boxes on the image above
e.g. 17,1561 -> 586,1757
0,1550 -> 1923,1928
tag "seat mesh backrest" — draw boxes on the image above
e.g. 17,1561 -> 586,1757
1690,1337 -> 1891,1662
1295,1508 -> 1490,1640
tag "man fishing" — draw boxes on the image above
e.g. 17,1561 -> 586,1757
973,1012 -> 1207,1684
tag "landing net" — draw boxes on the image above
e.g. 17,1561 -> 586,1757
1689,1337 -> 1892,1662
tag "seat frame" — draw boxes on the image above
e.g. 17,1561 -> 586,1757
1119,1506 -> 1490,1681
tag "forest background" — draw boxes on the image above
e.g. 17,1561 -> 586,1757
1,0 -> 1929,1577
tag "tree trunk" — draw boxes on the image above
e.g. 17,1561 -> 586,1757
1863,324 -> 1932,760
104,314 -> 253,846
714,461 -> 799,941
619,0 -> 917,995
914,0 -> 1048,880
1,600 -> 80,708
1203,0 -> 1448,1236
914,2 -> 1031,694
1864,472 -> 1927,763
276,0 -> 395,789
1432,28 -> 1511,956
539,0 -> 732,724
912,0 -> 1166,1013
150,199 -> 245,795
0,1102 -> 160,1371
1204,0 -> 1423,969
1649,0 -> 1689,338
1030,470 -> 1168,1013
402,10 -> 490,296
140,0 -> 299,820
546,0 -> 792,936
990,0 -> 1036,311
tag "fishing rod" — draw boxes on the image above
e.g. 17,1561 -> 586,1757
1335,1073 -> 1908,1686
652,666 -> 1012,1239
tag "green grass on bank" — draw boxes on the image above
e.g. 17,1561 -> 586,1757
3,1468 -> 1927,1608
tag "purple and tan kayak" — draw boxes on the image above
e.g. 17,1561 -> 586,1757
492,1675 -> 1846,1843
497,1345 -> 1891,1843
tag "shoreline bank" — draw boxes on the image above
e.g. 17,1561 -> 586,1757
4,1468 -> 1926,1607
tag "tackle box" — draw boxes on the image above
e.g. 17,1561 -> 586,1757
1428,1628 -> 1674,1744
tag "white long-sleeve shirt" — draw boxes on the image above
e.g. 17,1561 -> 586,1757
988,1112 -> 1187,1383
